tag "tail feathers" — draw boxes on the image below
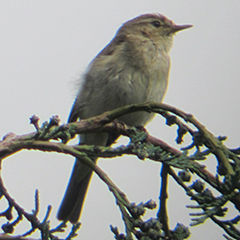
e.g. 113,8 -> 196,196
57,159 -> 93,223
58,132 -> 107,223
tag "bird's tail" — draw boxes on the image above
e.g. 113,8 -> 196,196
57,158 -> 95,223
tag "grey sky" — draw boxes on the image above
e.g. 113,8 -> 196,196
0,1 -> 239,239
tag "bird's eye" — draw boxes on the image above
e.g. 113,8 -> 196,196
152,21 -> 161,28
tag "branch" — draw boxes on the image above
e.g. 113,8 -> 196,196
0,102 -> 239,239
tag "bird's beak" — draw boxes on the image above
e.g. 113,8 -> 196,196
171,24 -> 193,33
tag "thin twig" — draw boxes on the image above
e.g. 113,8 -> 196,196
157,164 -> 170,237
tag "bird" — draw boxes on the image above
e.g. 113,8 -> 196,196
57,13 -> 192,223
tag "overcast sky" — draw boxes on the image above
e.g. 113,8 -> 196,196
0,1 -> 240,239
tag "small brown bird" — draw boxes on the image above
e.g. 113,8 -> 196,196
57,13 -> 192,223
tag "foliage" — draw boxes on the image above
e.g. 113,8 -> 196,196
0,102 -> 239,239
